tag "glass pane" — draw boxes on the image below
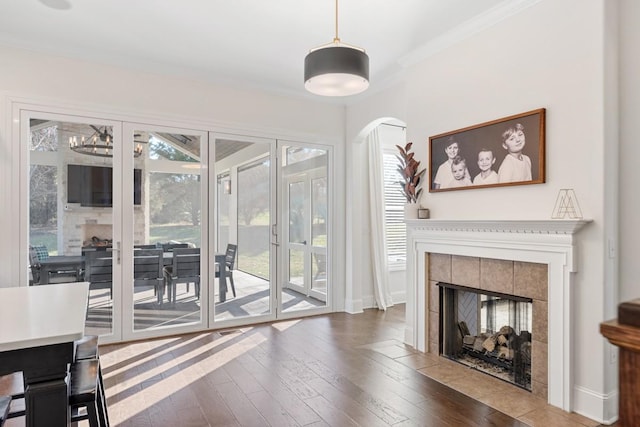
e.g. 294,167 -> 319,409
311,177 -> 327,247
217,173 -> 230,252
289,250 -> 304,286
131,130 -> 202,332
289,181 -> 305,244
29,119 -> 115,337
237,158 -> 270,279
286,147 -> 325,165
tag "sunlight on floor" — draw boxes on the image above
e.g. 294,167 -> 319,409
271,319 -> 301,331
104,330 -> 266,423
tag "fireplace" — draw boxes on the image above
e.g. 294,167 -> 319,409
404,219 -> 590,412
438,282 -> 533,391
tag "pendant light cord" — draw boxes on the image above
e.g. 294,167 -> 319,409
334,0 -> 340,43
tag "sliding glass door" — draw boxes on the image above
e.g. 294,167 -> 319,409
25,113 -> 121,339
212,134 -> 276,324
22,108 -> 332,343
211,136 -> 331,322
23,111 -> 209,342
122,123 -> 208,340
281,144 -> 329,313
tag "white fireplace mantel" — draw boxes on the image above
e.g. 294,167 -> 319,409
404,219 -> 591,235
405,218 -> 592,412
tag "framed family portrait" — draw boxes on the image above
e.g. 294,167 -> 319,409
429,108 -> 545,192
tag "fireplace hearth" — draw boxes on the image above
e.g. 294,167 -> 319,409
405,219 -> 591,410
438,282 -> 533,390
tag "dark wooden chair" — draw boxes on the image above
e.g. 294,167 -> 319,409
133,249 -> 164,303
215,244 -> 237,298
4,336 -> 109,426
74,335 -> 109,427
69,359 -> 109,427
84,250 -> 113,299
163,248 -> 200,303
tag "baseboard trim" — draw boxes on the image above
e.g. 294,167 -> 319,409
362,295 -> 376,309
391,290 -> 406,304
572,385 -> 618,425
404,327 -> 414,347
344,298 -> 363,314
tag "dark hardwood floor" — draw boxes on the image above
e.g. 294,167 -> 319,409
99,305 -> 530,426
0,304 -> 616,426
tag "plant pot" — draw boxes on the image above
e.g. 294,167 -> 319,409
404,203 -> 418,220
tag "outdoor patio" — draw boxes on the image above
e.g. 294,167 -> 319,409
85,270 -> 325,336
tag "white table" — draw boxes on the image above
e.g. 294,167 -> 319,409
0,282 -> 89,427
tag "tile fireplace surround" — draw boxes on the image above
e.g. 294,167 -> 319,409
404,219 -> 591,413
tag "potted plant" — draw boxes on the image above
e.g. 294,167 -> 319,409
396,141 -> 426,204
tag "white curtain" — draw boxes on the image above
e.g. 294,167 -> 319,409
367,128 -> 393,310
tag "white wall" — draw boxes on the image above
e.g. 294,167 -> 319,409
619,1 -> 640,304
0,45 -> 347,308
348,0 -> 619,423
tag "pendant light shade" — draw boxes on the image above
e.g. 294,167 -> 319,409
304,0 -> 369,96
304,45 -> 369,96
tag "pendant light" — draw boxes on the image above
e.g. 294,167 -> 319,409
304,0 -> 369,96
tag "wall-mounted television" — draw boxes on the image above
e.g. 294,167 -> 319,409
67,165 -> 142,207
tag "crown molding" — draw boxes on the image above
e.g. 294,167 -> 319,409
398,0 -> 542,68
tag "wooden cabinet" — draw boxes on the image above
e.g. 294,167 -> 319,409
601,302 -> 640,427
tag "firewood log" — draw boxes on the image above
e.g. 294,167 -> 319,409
463,335 -> 475,346
458,321 -> 471,337
473,337 -> 485,352
482,335 -> 497,352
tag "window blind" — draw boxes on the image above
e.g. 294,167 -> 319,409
382,151 -> 406,268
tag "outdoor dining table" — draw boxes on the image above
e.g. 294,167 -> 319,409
162,251 -> 228,302
0,282 -> 89,427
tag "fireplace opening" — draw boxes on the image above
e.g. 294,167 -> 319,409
438,282 -> 533,391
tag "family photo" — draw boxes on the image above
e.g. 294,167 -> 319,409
429,109 -> 545,192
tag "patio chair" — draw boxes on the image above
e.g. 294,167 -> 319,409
28,245 -> 81,285
163,248 -> 200,303
84,250 -> 113,299
161,242 -> 189,252
133,249 -> 164,303
215,244 -> 237,298
134,244 -> 157,250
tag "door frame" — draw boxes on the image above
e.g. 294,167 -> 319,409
276,141 -> 332,318
209,132 -> 279,328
